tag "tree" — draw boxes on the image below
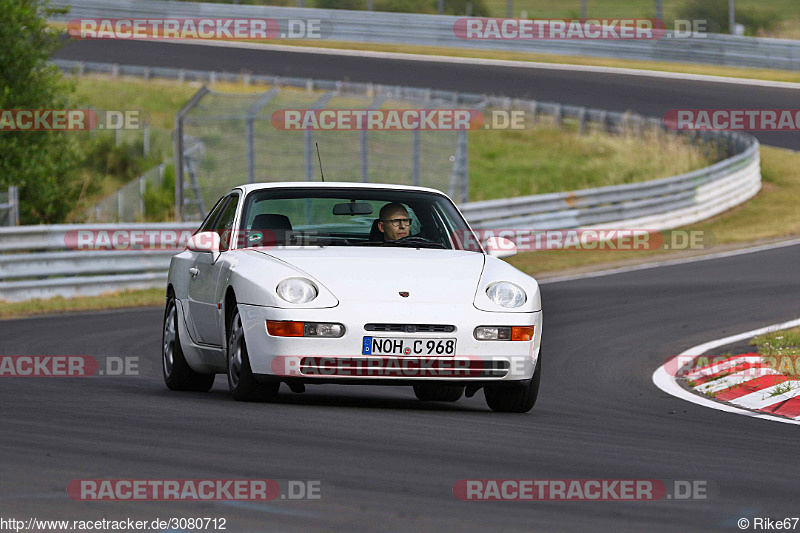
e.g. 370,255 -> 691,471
0,0 -> 82,223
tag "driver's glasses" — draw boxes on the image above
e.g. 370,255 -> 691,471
382,218 -> 412,228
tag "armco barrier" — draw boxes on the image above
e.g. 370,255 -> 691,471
50,0 -> 800,71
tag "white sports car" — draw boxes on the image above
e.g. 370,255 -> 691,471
162,182 -> 542,412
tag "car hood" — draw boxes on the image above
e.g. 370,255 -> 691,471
254,247 -> 486,304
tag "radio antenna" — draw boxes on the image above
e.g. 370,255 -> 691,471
315,143 -> 325,182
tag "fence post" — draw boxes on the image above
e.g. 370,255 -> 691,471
361,129 -> 369,182
9,186 -> 19,226
412,130 -> 420,187
459,130 -> 469,204
174,86 -> 209,222
245,89 -> 279,184
304,130 -> 314,181
139,176 -> 146,219
117,190 -> 123,222
143,123 -> 150,156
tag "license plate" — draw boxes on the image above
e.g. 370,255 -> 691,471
362,337 -> 456,356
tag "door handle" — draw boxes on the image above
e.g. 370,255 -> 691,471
189,267 -> 199,277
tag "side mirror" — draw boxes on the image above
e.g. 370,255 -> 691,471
484,236 -> 517,258
187,231 -> 221,256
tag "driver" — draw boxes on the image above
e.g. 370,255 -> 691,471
377,203 -> 412,241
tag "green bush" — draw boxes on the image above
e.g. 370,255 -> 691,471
374,0 -> 430,14
441,0 -> 489,17
315,0 -> 366,9
143,163 -> 175,221
677,0 -> 779,36
315,0 -> 488,16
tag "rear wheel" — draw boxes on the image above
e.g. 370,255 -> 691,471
162,295 -> 215,392
484,352 -> 541,413
227,308 -> 279,402
413,384 -> 464,402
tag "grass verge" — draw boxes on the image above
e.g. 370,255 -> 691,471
0,289 -> 165,320
750,326 -> 800,379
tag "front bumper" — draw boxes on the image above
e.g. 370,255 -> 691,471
238,302 -> 542,383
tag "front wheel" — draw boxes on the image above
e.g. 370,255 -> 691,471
162,295 -> 215,392
227,308 -> 279,402
484,352 -> 541,413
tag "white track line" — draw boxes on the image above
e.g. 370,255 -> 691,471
730,383 -> 800,410
652,318 -> 800,425
168,39 -> 800,90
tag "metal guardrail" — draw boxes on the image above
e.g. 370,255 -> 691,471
50,0 -> 800,70
0,222 -> 196,301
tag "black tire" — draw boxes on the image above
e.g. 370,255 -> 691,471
227,308 -> 279,402
484,352 -> 541,413
162,294 -> 215,392
413,383 -> 465,402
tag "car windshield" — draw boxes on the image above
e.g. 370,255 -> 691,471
237,187 -> 479,251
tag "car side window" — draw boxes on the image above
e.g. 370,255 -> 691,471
215,195 -> 239,251
198,197 -> 229,234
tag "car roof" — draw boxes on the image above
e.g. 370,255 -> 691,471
233,182 -> 449,197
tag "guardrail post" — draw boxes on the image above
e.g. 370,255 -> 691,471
579,107 -> 587,135
554,103 -> 562,126
117,190 -> 123,222
143,123 -> 150,156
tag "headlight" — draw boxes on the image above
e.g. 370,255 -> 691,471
277,278 -> 318,304
486,282 -> 526,308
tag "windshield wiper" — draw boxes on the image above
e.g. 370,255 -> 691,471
384,237 -> 446,249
